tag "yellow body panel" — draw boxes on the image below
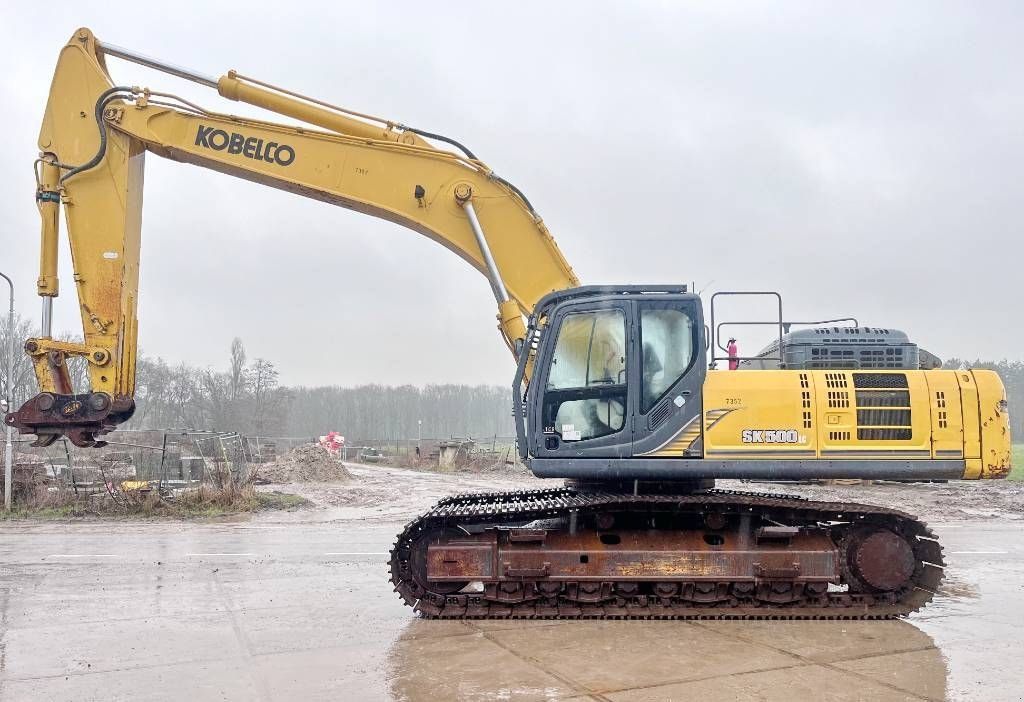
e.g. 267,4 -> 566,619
972,369 -> 1012,478
699,371 -> 818,460
923,371 -> 965,458
956,370 -> 982,477
695,369 -> 1011,479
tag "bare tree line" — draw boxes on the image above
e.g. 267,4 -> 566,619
0,315 -> 511,438
0,316 -> 289,435
285,383 -> 514,440
126,347 -> 289,435
125,339 -> 514,438
0,319 -> 513,439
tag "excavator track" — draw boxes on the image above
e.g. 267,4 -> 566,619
388,487 -> 944,620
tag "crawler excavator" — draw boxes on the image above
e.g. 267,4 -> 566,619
7,29 -> 1012,619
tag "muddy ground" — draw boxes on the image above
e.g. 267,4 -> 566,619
261,463 -> 549,521
266,461 -> 1024,525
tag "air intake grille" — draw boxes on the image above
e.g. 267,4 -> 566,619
857,409 -> 911,426
858,428 -> 913,441
856,390 -> 911,407
853,373 -> 912,440
825,372 -> 848,388
648,400 -> 672,430
827,391 -> 850,408
799,377 -> 813,429
853,373 -> 908,389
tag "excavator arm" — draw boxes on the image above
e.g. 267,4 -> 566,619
7,28 -> 579,447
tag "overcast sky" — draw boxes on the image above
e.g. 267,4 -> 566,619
1,2 -> 1021,387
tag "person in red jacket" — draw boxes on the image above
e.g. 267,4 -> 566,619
727,337 -> 739,370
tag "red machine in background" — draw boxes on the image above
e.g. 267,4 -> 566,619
318,432 -> 345,455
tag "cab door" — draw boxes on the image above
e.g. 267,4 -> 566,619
532,302 -> 634,458
630,297 -> 706,458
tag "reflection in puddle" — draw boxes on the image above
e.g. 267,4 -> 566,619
937,573 -> 980,600
914,573 -> 982,622
387,618 -> 946,701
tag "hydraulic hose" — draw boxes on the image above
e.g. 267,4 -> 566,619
59,86 -> 135,184
402,126 -> 537,215
401,125 -> 478,160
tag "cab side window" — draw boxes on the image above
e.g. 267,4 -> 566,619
640,306 -> 695,412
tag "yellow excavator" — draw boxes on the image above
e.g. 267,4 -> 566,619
7,29 -> 1012,619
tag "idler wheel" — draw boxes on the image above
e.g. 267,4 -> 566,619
848,529 -> 916,592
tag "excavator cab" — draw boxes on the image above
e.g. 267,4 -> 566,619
514,286 -> 706,471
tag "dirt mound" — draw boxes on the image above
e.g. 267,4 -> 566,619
256,444 -> 352,484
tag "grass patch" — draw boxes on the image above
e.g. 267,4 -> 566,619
0,504 -> 98,521
1,485 -> 309,521
254,491 -> 311,511
1010,444 -> 1024,481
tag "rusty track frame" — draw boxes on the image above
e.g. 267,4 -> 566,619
388,487 -> 944,620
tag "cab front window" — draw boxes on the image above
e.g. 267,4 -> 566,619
544,309 -> 626,441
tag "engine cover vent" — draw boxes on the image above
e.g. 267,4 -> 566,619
745,327 -> 927,370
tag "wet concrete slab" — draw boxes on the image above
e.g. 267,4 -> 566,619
602,662 -> 927,702
833,647 -> 949,701
481,620 -> 801,692
696,619 -> 937,664
2,473 -> 1023,701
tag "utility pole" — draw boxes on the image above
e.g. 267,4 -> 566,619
417,419 -> 422,461
1,271 -> 14,511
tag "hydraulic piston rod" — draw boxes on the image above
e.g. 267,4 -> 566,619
97,38 -> 427,146
97,40 -> 219,88
454,185 -> 527,352
462,199 -> 509,305
36,159 -> 60,338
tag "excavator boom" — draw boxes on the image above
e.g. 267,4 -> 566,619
9,28 -> 578,446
